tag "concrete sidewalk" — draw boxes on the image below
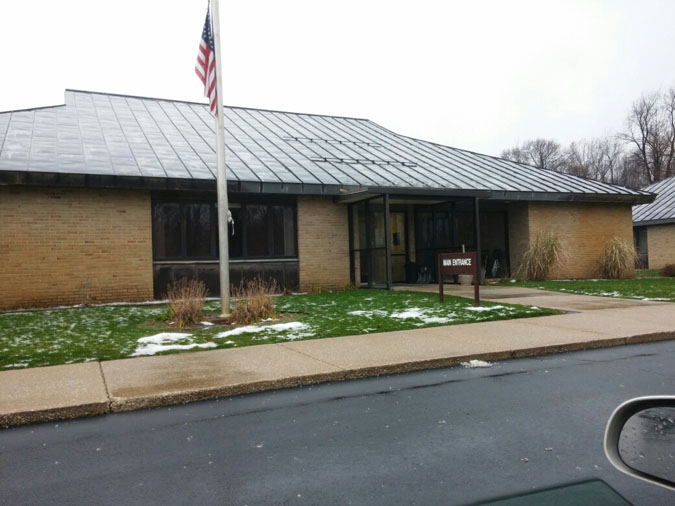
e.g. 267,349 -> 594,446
2,288 -> 674,427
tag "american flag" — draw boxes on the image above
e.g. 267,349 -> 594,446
195,5 -> 217,115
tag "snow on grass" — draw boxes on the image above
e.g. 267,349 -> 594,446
461,359 -> 495,368
391,307 -> 425,319
390,307 -> 454,324
215,321 -> 313,341
1,290 -> 556,370
348,309 -> 388,317
466,305 -> 505,312
131,332 -> 217,357
422,316 -> 453,324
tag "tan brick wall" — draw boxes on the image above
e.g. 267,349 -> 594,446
510,202 -> 634,279
297,196 -> 350,291
647,224 -> 675,269
0,187 -> 153,309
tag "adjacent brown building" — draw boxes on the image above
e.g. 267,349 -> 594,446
633,176 -> 675,270
0,90 -> 655,310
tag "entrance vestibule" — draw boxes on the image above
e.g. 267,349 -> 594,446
348,195 -> 509,288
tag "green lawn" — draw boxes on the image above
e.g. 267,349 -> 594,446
509,277 -> 675,302
635,269 -> 662,278
0,290 -> 557,370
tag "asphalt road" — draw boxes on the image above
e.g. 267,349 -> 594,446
2,341 -> 674,506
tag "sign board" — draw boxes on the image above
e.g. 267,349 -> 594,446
438,251 -> 479,306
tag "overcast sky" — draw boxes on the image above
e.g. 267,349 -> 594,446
2,0 -> 674,156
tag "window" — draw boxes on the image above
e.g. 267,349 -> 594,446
246,205 -> 270,257
152,203 -> 182,258
151,198 -> 297,261
184,203 -> 214,258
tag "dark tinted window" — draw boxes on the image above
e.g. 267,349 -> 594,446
152,203 -> 182,258
246,205 -> 270,257
184,203 -> 213,258
272,205 -> 296,256
152,199 -> 297,260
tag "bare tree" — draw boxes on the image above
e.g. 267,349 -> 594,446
499,82 -> 675,188
621,88 -> 675,183
501,139 -> 565,171
564,137 -> 626,184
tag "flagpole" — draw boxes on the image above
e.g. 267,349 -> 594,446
210,0 -> 231,317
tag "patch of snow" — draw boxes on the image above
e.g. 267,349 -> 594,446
461,360 -> 494,368
391,307 -> 425,319
131,332 -> 217,357
5,362 -> 29,368
466,305 -> 505,312
200,321 -> 214,326
422,316 -> 452,324
215,325 -> 266,338
348,309 -> 388,317
215,321 -> 311,340
137,332 -> 193,344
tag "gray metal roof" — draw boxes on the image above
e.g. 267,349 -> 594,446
633,176 -> 675,225
0,89 -> 654,203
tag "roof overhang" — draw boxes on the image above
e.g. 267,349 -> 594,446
0,170 -> 656,205
490,190 -> 656,205
633,218 -> 675,227
335,186 -> 491,204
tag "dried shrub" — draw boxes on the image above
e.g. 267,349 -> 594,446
231,277 -> 278,325
598,237 -> 637,279
660,264 -> 675,277
517,231 -> 567,281
166,278 -> 208,328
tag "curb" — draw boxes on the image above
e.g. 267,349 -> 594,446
2,331 -> 674,429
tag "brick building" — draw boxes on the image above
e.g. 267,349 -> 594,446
0,90 -> 655,310
633,176 -> 675,270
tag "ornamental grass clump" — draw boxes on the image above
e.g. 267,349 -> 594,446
517,231 -> 567,281
166,277 -> 208,328
231,277 -> 278,325
598,237 -> 637,279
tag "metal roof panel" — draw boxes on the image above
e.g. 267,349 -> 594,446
633,176 -> 675,225
0,89 -> 650,203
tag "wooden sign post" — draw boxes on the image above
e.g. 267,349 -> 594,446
438,251 -> 479,306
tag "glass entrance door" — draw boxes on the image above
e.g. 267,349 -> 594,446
390,211 -> 407,283
349,198 -> 410,288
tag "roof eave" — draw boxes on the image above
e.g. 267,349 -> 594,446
0,171 -> 656,204
633,218 -> 675,227
490,190 -> 654,205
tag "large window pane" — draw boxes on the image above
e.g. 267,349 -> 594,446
368,198 -> 386,248
152,203 -> 181,258
184,203 -> 213,258
272,205 -> 296,257
152,199 -> 298,261
246,205 -> 270,257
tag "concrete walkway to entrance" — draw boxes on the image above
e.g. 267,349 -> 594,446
2,287 -> 674,427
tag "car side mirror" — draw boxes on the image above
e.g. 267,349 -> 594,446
604,396 -> 675,491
